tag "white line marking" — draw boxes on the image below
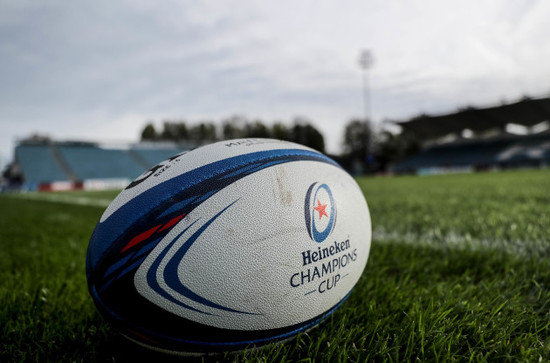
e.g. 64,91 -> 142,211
373,227 -> 547,257
6,193 -> 112,208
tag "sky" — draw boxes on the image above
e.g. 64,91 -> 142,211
1,0 -> 549,165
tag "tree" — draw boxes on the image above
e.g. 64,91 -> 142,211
374,131 -> 421,171
271,122 -> 289,140
222,116 -> 246,140
188,122 -> 217,142
141,122 -> 158,141
342,119 -> 373,158
245,120 -> 270,138
341,119 -> 376,173
289,118 -> 325,153
160,121 -> 189,141
20,133 -> 51,144
138,116 -> 328,152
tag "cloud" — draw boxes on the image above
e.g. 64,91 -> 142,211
1,0 -> 549,163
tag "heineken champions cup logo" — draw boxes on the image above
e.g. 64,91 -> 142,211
304,183 -> 336,243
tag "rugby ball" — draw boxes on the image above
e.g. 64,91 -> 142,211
86,138 -> 371,354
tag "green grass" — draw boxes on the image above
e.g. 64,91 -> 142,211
1,169 -> 549,362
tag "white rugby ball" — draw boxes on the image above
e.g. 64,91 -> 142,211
86,138 -> 371,354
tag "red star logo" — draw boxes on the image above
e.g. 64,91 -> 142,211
313,199 -> 328,220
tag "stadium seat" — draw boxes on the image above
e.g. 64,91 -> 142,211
15,144 -> 69,183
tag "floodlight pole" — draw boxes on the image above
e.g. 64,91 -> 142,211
359,49 -> 374,162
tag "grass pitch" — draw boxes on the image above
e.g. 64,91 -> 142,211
1,169 -> 549,362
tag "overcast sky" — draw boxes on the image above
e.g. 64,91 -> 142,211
1,0 -> 549,164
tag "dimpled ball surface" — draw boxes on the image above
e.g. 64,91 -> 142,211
86,138 -> 371,354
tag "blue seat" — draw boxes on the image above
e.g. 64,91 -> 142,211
16,145 -> 68,183
57,146 -> 145,180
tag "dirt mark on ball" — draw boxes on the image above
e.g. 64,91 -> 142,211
274,167 -> 293,206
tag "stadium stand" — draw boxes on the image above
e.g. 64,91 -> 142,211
57,145 -> 145,180
15,144 -> 69,187
12,140 -> 190,191
395,96 -> 550,140
393,95 -> 550,174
